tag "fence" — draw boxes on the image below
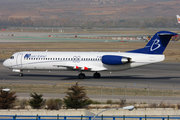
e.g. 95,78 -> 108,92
0,115 -> 180,120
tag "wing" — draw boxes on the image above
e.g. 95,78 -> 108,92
53,64 -> 92,71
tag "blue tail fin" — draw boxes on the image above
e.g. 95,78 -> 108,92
127,31 -> 177,54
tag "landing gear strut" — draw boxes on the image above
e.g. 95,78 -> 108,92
93,72 -> 101,78
19,73 -> 23,77
78,73 -> 86,79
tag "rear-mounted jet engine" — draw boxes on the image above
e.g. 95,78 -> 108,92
102,55 -> 131,65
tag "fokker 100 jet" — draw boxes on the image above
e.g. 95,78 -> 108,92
3,31 -> 177,79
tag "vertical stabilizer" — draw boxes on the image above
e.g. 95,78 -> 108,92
127,31 -> 177,54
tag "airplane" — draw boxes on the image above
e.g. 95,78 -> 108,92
3,31 -> 177,79
177,15 -> 180,24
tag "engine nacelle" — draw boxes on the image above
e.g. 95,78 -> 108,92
102,55 -> 130,65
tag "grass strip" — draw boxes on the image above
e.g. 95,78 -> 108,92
0,83 -> 180,97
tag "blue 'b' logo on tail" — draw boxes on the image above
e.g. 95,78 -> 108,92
24,54 -> 31,58
150,39 -> 161,51
127,31 -> 177,54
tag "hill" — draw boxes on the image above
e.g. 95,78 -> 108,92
0,0 -> 179,20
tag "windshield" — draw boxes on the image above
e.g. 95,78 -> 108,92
10,56 -> 14,59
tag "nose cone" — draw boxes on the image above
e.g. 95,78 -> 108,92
3,60 -> 9,68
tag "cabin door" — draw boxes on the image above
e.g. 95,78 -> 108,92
16,53 -> 23,68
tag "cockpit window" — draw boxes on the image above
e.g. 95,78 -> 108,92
10,56 -> 14,59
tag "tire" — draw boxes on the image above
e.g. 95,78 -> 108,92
93,72 -> 101,78
78,73 -> 85,79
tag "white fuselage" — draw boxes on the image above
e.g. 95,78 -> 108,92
3,51 -> 164,72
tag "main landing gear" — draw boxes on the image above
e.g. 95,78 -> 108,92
78,72 -> 101,79
78,73 -> 86,79
93,72 -> 101,78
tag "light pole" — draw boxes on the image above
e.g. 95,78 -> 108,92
2,88 -> 10,92
92,105 -> 134,120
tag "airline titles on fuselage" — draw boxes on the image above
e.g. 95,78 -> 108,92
24,54 -> 102,62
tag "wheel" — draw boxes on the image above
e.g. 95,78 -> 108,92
78,73 -> 86,79
93,72 -> 101,78
19,73 -> 23,77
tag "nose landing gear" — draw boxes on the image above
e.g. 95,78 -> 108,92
19,73 -> 23,77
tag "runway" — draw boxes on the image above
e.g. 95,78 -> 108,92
1,60 -> 180,90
